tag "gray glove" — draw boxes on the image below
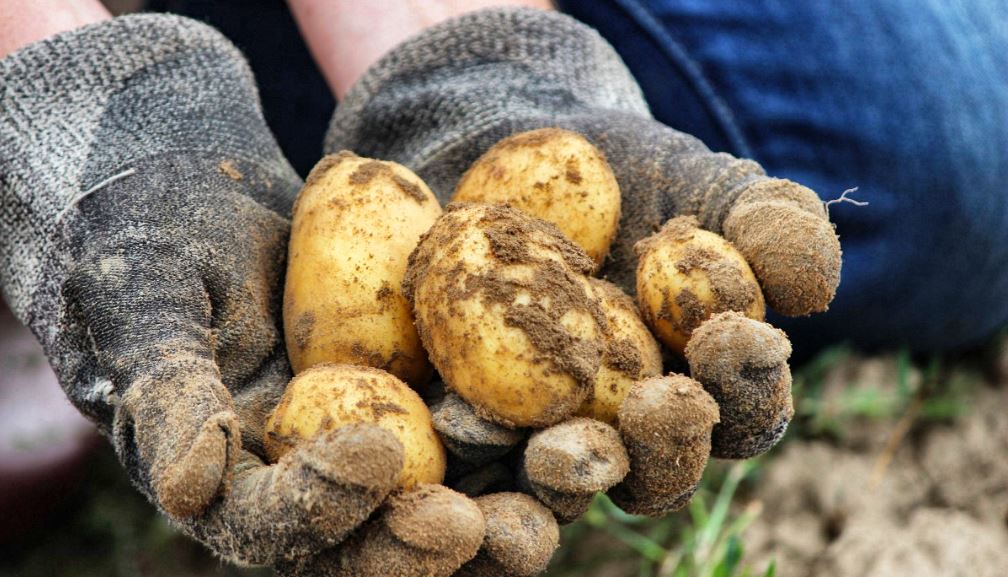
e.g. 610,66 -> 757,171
326,6 -> 834,539
0,15 -> 485,577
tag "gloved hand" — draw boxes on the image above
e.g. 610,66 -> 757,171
0,15 -> 487,577
325,5 -> 840,555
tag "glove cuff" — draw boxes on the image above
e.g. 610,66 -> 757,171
326,7 -> 650,197
0,14 -> 298,320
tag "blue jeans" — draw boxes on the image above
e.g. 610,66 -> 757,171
157,0 -> 1008,355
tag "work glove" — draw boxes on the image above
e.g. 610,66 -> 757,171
0,15 -> 488,577
326,6 -> 841,559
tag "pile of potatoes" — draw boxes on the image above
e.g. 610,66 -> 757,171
266,128 -> 800,565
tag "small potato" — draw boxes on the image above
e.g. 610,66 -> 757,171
575,278 -> 663,426
404,203 -> 607,428
635,216 -> 765,354
265,364 -> 446,489
453,128 -> 621,267
284,152 -> 442,387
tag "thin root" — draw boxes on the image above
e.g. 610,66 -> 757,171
824,187 -> 868,214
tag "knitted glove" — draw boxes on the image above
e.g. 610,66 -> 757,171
0,15 -> 484,576
326,6 -> 840,558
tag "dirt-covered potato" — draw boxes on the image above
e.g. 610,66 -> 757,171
403,203 -> 607,428
636,216 -> 765,354
264,364 -> 446,489
453,128 -> 621,267
575,278 -> 663,425
283,152 -> 442,387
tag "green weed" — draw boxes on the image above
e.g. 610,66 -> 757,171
546,461 -> 774,577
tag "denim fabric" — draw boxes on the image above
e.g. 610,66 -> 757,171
558,0 -> 1008,355
151,0 -> 1008,354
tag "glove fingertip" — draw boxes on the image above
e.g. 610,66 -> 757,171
156,410 -> 240,518
456,492 -> 559,577
724,180 -> 842,316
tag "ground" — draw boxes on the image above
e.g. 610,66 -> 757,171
745,386 -> 1008,577
1,343 -> 1006,576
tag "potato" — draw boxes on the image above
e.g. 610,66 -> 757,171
403,203 -> 607,428
635,216 -> 765,354
575,278 -> 663,425
283,152 -> 442,387
264,364 -> 446,489
453,128 -> 621,267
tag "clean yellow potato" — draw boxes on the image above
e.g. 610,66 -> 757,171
635,216 -> 765,354
575,278 -> 663,426
284,152 -> 442,387
264,364 -> 446,489
404,203 -> 607,428
453,128 -> 621,267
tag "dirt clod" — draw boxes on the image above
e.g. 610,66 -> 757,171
745,385 -> 1008,577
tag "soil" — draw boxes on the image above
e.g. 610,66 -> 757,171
743,376 -> 1008,577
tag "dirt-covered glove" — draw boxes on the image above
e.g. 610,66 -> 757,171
325,6 -> 837,542
0,15 -> 485,577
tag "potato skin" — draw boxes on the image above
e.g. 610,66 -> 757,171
283,152 -> 442,387
453,128 -> 621,267
265,364 -> 446,489
575,278 -> 663,426
635,216 -> 765,354
404,203 -> 606,428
